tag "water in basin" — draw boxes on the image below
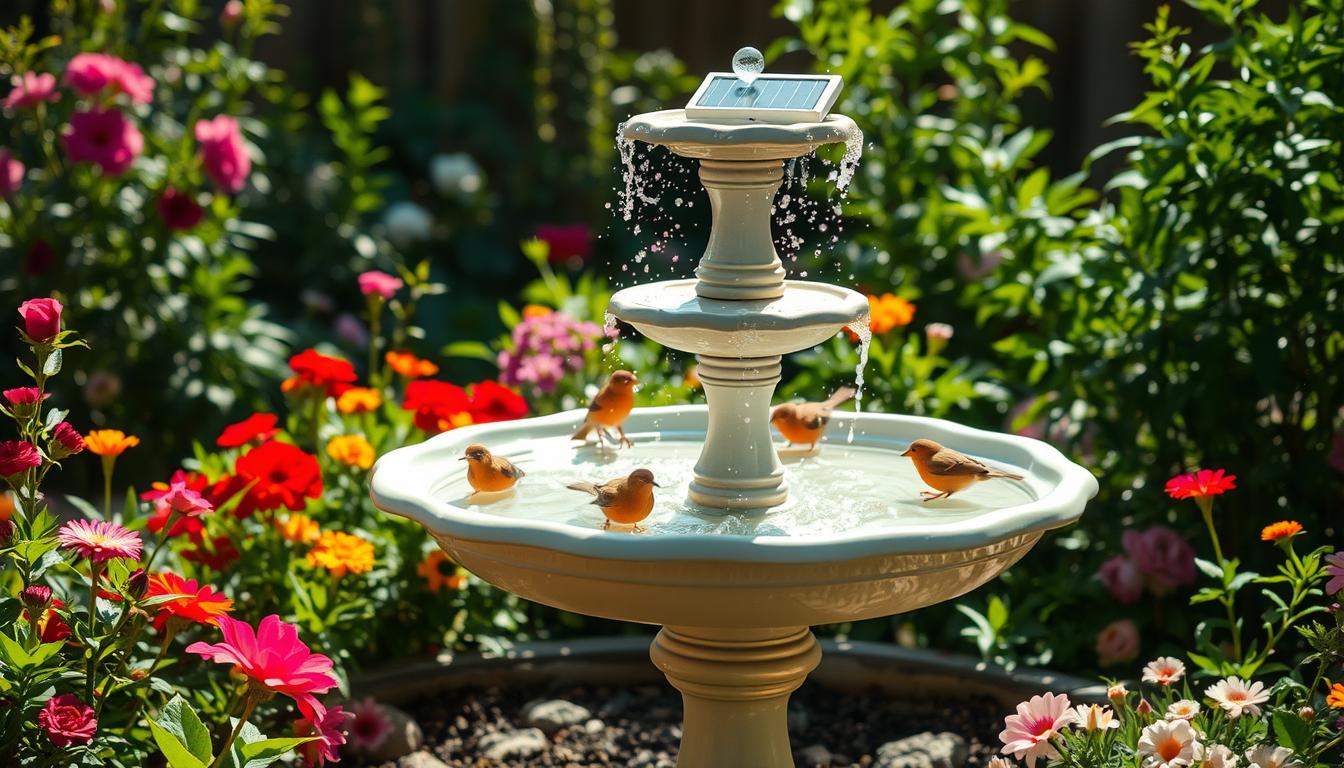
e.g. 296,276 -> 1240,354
433,435 -> 1037,538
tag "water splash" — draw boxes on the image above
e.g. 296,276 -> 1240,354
616,123 -> 661,221
843,312 -> 872,443
601,311 -> 619,355
832,124 -> 864,196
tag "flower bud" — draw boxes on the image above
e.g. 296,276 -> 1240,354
0,518 -> 14,544
1107,683 -> 1128,704
1136,698 -> 1152,716
21,584 -> 52,613
49,422 -> 85,460
1299,706 -> 1314,720
221,0 -> 244,27
925,322 -> 954,356
125,569 -> 148,600
2,387 -> 46,420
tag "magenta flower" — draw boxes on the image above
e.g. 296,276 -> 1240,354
63,53 -> 154,104
535,223 -> 592,265
186,614 -> 339,715
50,422 -> 86,459
1095,554 -> 1144,603
496,311 -> 602,396
158,187 -> 204,231
63,108 -> 143,176
999,692 -> 1075,768
195,115 -> 251,193
3,387 -> 48,419
1325,551 -> 1344,596
4,72 -> 59,111
357,270 -> 403,300
160,475 -> 214,517
19,297 -> 63,341
347,697 -> 394,752
37,694 -> 97,747
0,440 -> 42,479
1164,468 -> 1236,500
0,148 -> 24,199
58,519 -> 142,563
295,703 -> 352,767
1122,526 -> 1196,593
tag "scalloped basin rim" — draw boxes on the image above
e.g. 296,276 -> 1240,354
609,280 -> 868,333
621,109 -> 859,148
369,406 -> 1098,564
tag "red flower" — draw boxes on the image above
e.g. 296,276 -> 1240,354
37,694 -> 96,747
233,441 -> 323,513
18,297 -> 63,342
24,240 -> 57,275
63,108 -> 143,176
146,572 -> 233,628
217,413 -> 280,448
284,349 -> 356,398
468,380 -> 529,424
50,422 -> 85,459
0,440 -> 42,479
535,223 -> 592,265
402,380 -> 471,434
1164,469 -> 1237,500
3,387 -> 47,419
142,470 -> 210,537
181,534 -> 239,571
158,187 -> 204,231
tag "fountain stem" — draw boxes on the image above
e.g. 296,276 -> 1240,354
695,158 -> 786,300
689,355 -> 787,510
651,625 -> 820,768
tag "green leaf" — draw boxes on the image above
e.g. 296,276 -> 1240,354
497,301 -> 521,329
148,720 -> 208,768
42,347 -> 62,376
1193,558 -> 1224,580
1271,709 -> 1312,753
156,696 -> 214,764
238,737 -> 313,766
441,341 -> 497,363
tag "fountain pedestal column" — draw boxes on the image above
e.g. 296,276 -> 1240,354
695,158 -> 786,300
688,355 -> 787,510
651,625 -> 821,768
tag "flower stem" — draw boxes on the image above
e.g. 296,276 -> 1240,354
86,561 -> 101,702
101,455 -> 115,521
210,691 -> 260,768
1199,501 -> 1224,564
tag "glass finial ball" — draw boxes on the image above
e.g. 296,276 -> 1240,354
732,46 -> 765,86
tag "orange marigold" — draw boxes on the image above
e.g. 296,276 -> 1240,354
417,550 -> 465,593
336,387 -> 382,414
0,491 -> 13,522
146,572 -> 233,628
84,429 -> 140,457
306,531 -> 374,578
868,293 -> 916,334
1328,682 -> 1344,710
385,350 -> 439,379
1261,520 -> 1303,542
326,435 -> 375,470
521,304 -> 553,318
276,513 -> 321,545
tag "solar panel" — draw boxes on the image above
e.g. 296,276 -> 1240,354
685,73 -> 843,123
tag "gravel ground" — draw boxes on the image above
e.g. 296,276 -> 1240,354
372,680 -> 1005,767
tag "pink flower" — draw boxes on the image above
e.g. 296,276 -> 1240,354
1096,554 -> 1144,603
1123,526 -> 1196,593
158,187 -> 204,231
1142,656 -> 1186,686
0,148 -> 24,199
1164,468 -> 1236,500
1138,719 -> 1201,768
3,387 -> 48,419
50,422 -> 86,459
1095,618 -> 1140,666
19,297 -> 63,341
535,223 -> 592,265
221,0 -> 244,26
58,519 -> 142,563
347,697 -> 394,752
186,614 -> 339,714
0,440 -> 43,479
295,704 -> 351,767
1204,676 -> 1269,719
195,115 -> 251,193
37,694 -> 97,747
998,692 -> 1075,768
1325,551 -> 1344,596
357,270 -> 403,300
157,476 -> 214,517
63,53 -> 154,103
63,109 -> 143,176
4,72 -> 59,110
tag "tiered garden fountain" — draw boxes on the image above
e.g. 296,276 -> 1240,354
371,54 -> 1097,767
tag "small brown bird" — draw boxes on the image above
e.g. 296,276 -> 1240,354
460,443 -> 525,493
901,438 -> 1024,501
770,386 -> 857,449
571,370 -> 639,448
567,468 -> 660,531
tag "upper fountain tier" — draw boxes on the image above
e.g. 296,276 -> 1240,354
621,109 -> 860,161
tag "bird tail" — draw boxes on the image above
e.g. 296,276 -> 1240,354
571,421 -> 593,441
987,469 -> 1024,481
823,386 -> 858,409
566,482 -> 599,496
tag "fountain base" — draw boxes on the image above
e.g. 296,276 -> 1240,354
652,625 -> 820,768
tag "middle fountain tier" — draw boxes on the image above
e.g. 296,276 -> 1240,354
610,108 -> 868,512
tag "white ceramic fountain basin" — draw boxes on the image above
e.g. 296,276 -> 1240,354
370,406 -> 1096,627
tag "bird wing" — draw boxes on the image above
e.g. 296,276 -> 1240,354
796,404 -> 829,430
927,448 -> 992,476
496,458 -> 525,479
566,481 -> 600,496
591,480 -> 625,507
821,386 -> 857,409
587,384 -> 613,412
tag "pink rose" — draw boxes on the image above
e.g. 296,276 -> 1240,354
64,53 -> 153,104
195,115 -> 251,193
357,270 -> 403,299
36,693 -> 97,747
63,109 -> 143,176
4,72 -> 59,111
1096,554 -> 1145,603
51,422 -> 86,459
18,297 -> 63,341
0,148 -> 23,199
535,223 -> 592,265
1123,526 -> 1197,593
1095,618 -> 1140,667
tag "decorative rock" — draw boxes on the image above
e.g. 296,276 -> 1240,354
479,728 -> 549,761
398,753 -> 450,768
797,743 -> 833,766
370,704 -> 425,762
522,698 -> 593,735
875,732 -> 969,768
584,717 -> 606,735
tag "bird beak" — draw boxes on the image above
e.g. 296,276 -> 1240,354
458,456 -> 469,461
900,448 -> 912,457
652,481 -> 662,487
